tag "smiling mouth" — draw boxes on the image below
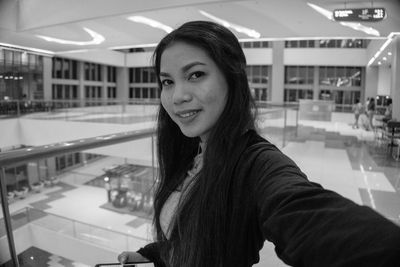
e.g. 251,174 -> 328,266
176,110 -> 200,118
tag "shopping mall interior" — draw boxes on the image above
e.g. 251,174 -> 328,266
1,0 -> 400,266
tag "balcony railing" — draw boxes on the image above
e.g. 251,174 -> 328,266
0,128 -> 156,267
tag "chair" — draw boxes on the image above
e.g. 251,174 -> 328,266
7,191 -> 15,203
385,120 -> 400,157
14,187 -> 29,199
31,182 -> 44,193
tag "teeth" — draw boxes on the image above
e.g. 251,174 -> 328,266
179,111 -> 198,118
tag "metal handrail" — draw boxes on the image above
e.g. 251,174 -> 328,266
0,128 -> 156,167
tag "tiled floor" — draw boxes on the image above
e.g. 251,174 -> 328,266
1,247 -> 90,267
3,113 -> 400,266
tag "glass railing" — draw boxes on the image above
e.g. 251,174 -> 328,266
0,103 -> 298,266
0,128 -> 157,267
7,207 -> 151,252
0,99 -> 160,121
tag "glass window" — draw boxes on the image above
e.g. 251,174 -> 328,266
91,64 -> 96,81
56,85 -> 63,99
55,58 -> 62,78
243,42 -> 251,48
85,86 -> 90,98
84,63 -> 90,80
72,86 -> 77,99
135,88 -> 141,98
307,66 -> 314,84
28,54 -> 37,66
74,153 -> 81,164
72,61 -> 78,79
298,67 -> 307,84
97,65 -> 102,81
285,66 -> 297,84
150,88 -> 156,98
142,87 -> 149,98
142,68 -> 149,83
319,90 -> 332,100
299,89 -> 313,100
63,59 -> 70,79
135,68 -> 141,83
65,85 -> 70,98
52,85 -> 56,99
299,40 -> 308,47
150,69 -> 156,83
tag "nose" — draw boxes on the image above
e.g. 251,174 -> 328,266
173,83 -> 192,104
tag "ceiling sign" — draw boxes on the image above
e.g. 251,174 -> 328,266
333,8 -> 386,22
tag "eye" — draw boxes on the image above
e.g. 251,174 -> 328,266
189,71 -> 205,80
161,79 -> 173,87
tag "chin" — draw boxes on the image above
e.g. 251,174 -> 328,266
179,128 -> 201,139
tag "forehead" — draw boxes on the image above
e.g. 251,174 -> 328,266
160,42 -> 213,71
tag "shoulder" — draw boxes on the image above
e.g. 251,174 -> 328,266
241,130 -> 304,175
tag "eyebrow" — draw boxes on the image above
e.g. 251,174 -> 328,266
159,61 -> 206,77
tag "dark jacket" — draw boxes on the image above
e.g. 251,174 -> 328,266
138,130 -> 400,266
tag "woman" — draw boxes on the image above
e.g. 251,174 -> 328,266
367,97 -> 376,129
352,98 -> 363,129
118,21 -> 400,267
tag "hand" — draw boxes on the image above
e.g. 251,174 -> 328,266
117,251 -> 149,264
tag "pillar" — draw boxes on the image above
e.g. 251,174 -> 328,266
271,41 -> 285,103
391,36 -> 400,120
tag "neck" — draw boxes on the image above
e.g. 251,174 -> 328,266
199,139 -> 207,153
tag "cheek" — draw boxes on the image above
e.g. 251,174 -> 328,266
160,91 -> 173,116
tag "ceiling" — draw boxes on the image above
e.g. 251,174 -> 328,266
0,0 -> 399,66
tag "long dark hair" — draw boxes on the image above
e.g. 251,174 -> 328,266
153,20 -> 256,266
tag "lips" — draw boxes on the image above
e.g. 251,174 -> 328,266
175,109 -> 201,120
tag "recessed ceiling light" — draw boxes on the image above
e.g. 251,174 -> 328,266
37,28 -> 105,46
367,32 -> 400,66
127,16 -> 173,33
388,52 -> 392,56
199,10 -> 260,39
382,57 -> 387,61
378,61 -> 381,65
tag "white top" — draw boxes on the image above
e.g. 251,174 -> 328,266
160,151 -> 203,238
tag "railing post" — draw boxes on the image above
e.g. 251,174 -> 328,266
16,100 -> 20,117
283,108 -> 287,148
0,167 -> 20,267
151,135 -> 155,182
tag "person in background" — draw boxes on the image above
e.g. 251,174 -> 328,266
383,98 -> 393,123
367,97 -> 376,129
352,98 -> 363,129
118,21 -> 400,267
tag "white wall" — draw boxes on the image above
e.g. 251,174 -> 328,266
126,52 -> 153,67
58,49 -> 126,67
284,48 -> 367,66
365,66 -> 378,99
244,48 -> 273,65
378,65 -> 391,96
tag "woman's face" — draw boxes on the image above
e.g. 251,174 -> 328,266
159,42 -> 228,142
